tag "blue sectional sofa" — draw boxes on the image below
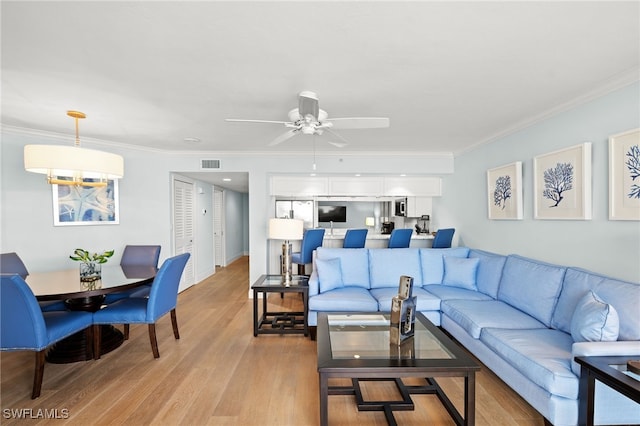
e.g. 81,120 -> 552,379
308,247 -> 640,426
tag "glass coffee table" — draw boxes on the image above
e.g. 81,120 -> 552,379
317,312 -> 480,426
574,355 -> 640,426
252,274 -> 309,337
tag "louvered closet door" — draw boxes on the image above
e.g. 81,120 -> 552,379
173,178 -> 195,291
214,189 -> 225,267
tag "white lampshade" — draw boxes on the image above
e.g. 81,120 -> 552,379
24,145 -> 124,179
269,218 -> 304,240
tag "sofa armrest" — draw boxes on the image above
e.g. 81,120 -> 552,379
571,341 -> 640,375
309,269 -> 319,296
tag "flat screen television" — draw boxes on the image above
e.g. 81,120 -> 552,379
318,205 -> 347,222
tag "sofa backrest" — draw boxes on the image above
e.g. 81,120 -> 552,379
419,247 -> 470,285
468,249 -> 507,299
497,255 -> 566,327
552,267 -> 640,341
314,247 -> 371,289
368,248 -> 422,288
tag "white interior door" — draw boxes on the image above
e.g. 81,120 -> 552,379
214,189 -> 225,267
173,178 -> 195,291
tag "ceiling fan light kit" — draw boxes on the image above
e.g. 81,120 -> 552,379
23,111 -> 124,187
226,91 -> 389,147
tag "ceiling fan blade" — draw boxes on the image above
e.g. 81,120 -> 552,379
323,128 -> 349,148
268,129 -> 299,146
298,91 -> 319,119
326,117 -> 390,129
225,118 -> 291,125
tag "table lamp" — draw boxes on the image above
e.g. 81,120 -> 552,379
365,217 -> 375,229
269,218 -> 304,285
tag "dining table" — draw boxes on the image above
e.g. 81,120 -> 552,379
26,264 -> 156,364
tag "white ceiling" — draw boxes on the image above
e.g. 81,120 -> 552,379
2,1 -> 639,192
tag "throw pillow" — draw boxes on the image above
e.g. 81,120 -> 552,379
442,256 -> 479,290
570,291 -> 619,342
316,257 -> 344,293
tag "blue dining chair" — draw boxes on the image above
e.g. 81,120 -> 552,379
0,274 -> 93,399
0,252 -> 67,312
92,253 -> 190,359
388,228 -> 413,248
343,229 -> 368,248
103,245 -> 161,302
291,228 -> 325,275
432,228 -> 455,248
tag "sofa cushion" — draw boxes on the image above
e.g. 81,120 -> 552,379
308,286 -> 379,312
468,249 -> 507,299
480,327 -> 577,399
594,277 -> 640,341
423,284 -> 493,302
441,299 -> 546,339
368,248 -> 423,288
370,287 -> 441,312
551,267 -> 604,334
420,247 -> 470,285
497,255 -> 566,327
442,256 -> 479,290
316,257 -> 344,293
571,291 -> 619,342
315,248 -> 370,289
552,267 -> 640,341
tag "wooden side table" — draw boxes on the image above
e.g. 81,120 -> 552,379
574,355 -> 640,426
252,274 -> 309,337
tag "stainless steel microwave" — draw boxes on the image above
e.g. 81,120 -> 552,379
395,198 -> 407,217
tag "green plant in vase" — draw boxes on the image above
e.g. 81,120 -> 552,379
70,248 -> 114,287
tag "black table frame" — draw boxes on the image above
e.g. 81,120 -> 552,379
574,355 -> 640,426
317,312 -> 480,426
252,274 -> 309,337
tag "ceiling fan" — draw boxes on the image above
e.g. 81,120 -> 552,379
225,91 -> 389,147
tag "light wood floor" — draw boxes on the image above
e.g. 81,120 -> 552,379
1,256 -> 545,425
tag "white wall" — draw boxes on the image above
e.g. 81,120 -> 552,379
435,82 -> 640,283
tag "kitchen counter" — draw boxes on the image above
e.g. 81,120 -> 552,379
323,231 -> 434,240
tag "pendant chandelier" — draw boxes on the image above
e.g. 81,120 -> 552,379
23,111 -> 124,187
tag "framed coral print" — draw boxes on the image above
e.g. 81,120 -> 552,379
52,179 -> 119,226
609,128 -> 640,220
487,161 -> 523,220
534,143 -> 592,220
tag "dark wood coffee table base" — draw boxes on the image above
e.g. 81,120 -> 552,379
329,377 -> 469,426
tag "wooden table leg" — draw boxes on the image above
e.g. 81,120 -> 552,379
319,373 -> 329,426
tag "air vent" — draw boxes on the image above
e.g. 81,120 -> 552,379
201,159 -> 221,169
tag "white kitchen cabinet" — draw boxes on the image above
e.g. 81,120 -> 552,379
383,177 -> 441,196
328,177 -> 384,196
405,197 -> 432,217
270,176 -> 329,196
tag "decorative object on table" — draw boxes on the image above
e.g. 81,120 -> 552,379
534,143 -> 592,220
70,248 -> 114,288
268,218 -> 304,285
52,178 -> 119,226
628,360 -> 640,375
608,128 -> 640,220
23,110 -> 123,187
390,275 -> 417,345
487,161 -> 523,220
